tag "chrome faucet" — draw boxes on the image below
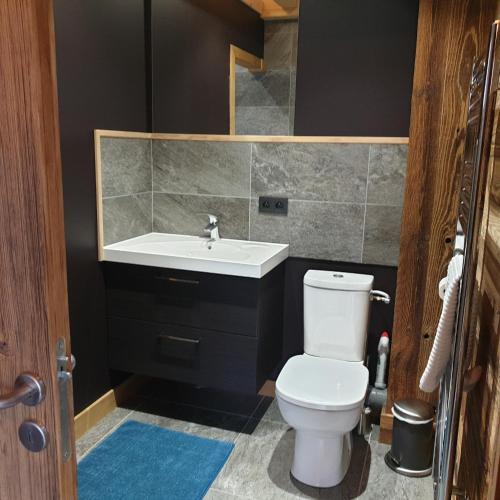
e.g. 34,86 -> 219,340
203,213 -> 220,242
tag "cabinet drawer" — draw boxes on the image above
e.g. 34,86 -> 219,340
108,317 -> 259,392
104,263 -> 259,336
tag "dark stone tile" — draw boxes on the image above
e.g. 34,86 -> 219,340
236,106 -> 290,135
367,145 -> 408,205
131,398 -> 249,437
250,199 -> 364,261
204,489 -> 242,499
236,70 -> 291,107
251,143 -> 369,203
265,20 -> 298,35
289,201 -> 365,262
289,70 -> 296,134
249,198 -> 291,245
101,137 -> 151,197
319,435 -> 370,499
103,193 -> 151,245
153,193 -> 249,240
252,398 -> 284,425
152,140 -> 251,197
213,420 -> 321,499
358,440 -> 404,499
76,407 -> 134,461
362,205 -> 403,266
130,401 -> 244,443
291,23 -> 298,69
264,21 -> 296,69
144,378 -> 264,417
235,62 -> 247,73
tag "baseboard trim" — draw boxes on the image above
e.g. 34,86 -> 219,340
74,375 -> 147,440
259,379 -> 276,398
380,405 -> 394,444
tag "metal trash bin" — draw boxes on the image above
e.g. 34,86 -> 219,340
385,399 -> 435,477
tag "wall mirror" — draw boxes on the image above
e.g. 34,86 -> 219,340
149,0 -> 418,137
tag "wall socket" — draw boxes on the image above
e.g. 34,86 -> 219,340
258,196 -> 288,215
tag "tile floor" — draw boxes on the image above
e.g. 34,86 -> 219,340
76,380 -> 433,499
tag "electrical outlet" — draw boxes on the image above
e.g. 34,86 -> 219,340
258,196 -> 288,215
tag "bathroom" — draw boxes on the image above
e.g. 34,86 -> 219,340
1,1 -> 500,499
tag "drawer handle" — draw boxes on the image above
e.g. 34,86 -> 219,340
155,276 -> 200,285
162,335 -> 200,344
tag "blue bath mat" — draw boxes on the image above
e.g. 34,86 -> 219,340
78,420 -> 234,500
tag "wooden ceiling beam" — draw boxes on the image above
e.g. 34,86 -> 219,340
240,0 -> 299,20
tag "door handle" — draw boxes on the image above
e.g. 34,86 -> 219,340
0,373 -> 45,410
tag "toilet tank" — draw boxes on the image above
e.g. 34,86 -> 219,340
303,270 -> 374,362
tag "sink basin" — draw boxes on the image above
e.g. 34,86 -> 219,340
102,233 -> 289,278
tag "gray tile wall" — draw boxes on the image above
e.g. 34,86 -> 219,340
236,21 -> 298,135
248,143 -> 407,265
100,138 -> 407,266
100,137 -> 153,245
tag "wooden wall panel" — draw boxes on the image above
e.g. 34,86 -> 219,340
382,0 -> 497,442
240,0 -> 299,19
0,0 -> 76,496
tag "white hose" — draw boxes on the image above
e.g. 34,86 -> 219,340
419,254 -> 464,392
375,332 -> 390,389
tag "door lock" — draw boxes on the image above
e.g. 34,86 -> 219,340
57,352 -> 76,381
56,337 -> 75,462
18,421 -> 48,452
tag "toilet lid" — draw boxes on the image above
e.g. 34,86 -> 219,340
276,355 -> 369,411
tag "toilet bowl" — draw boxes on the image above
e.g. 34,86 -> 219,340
276,354 -> 369,487
275,270 -> 375,488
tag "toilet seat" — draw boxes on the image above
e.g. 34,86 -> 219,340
276,354 -> 369,411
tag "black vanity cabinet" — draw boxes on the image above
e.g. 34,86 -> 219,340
103,262 -> 285,393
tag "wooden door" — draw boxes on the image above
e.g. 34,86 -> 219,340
0,1 -> 77,498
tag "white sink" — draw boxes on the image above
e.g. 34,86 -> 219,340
102,233 -> 289,278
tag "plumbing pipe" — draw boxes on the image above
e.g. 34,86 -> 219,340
357,406 -> 373,435
366,385 -> 387,410
375,331 -> 390,389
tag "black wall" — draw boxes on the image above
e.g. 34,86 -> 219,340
294,0 -> 419,137
281,258 -> 397,386
53,0 -> 149,413
151,0 -> 264,133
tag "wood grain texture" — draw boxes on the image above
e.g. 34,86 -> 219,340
240,0 -> 264,15
384,0 -> 497,433
94,129 -> 104,261
0,0 -> 76,498
258,380 -> 276,397
95,129 -> 409,143
261,0 -> 299,20
74,375 -> 147,440
240,0 -> 299,19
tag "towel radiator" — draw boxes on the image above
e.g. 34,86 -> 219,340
433,21 -> 500,500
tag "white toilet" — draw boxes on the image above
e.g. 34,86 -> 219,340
276,270 -> 374,488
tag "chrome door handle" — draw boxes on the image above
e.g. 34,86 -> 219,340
0,373 -> 45,410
